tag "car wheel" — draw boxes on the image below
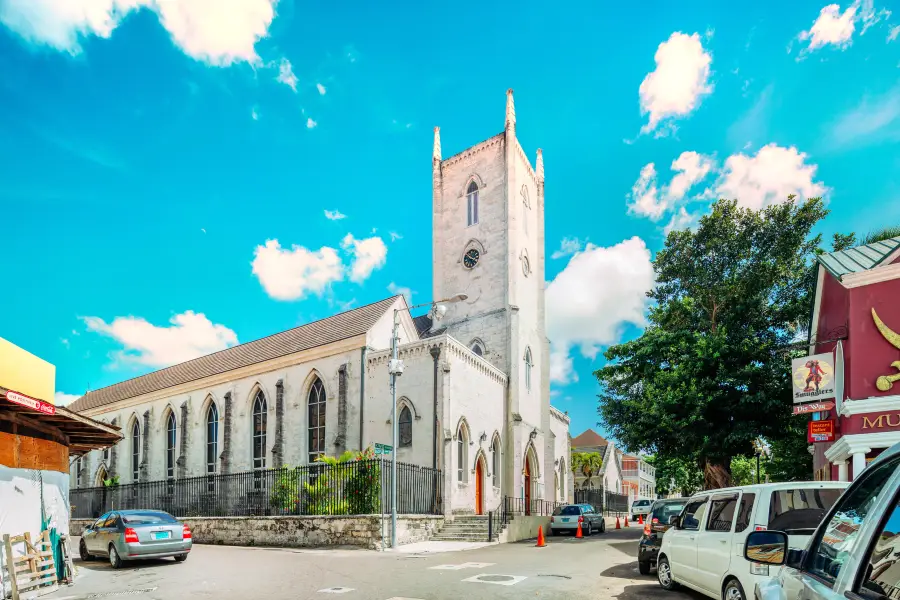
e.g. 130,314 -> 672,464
174,554 -> 187,563
79,539 -> 93,561
723,578 -> 746,600
585,523 -> 593,536
600,521 -> 606,534
108,545 -> 122,570
657,556 -> 678,590
639,561 -> 651,575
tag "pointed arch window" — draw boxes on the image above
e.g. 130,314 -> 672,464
76,457 -> 84,488
470,338 -> 485,357
96,465 -> 108,487
165,411 -> 177,480
524,347 -> 533,392
466,181 -> 479,226
457,424 -> 469,483
206,403 -> 219,476
491,436 -> 501,488
399,406 -> 412,448
252,391 -> 268,471
308,378 -> 326,464
131,421 -> 140,482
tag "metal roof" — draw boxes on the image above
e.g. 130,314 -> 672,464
817,236 -> 900,280
67,296 -> 398,413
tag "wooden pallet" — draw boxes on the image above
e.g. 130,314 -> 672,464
2,531 -> 58,600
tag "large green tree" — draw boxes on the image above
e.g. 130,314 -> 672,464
596,197 -> 828,489
645,454 -> 703,497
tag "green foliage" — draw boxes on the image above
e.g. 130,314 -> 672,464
861,226 -> 900,245
766,419 -> 813,482
645,455 -> 703,497
269,447 -> 382,515
102,475 -> 120,487
730,456 -> 766,486
570,452 -> 604,487
596,197 -> 828,489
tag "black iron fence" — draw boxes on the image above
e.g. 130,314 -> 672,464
70,460 -> 442,519
574,488 -> 629,515
495,495 -> 564,530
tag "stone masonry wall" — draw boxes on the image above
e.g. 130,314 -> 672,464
69,515 -> 443,551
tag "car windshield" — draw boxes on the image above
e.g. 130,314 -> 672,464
653,502 -> 686,522
121,511 -> 178,525
769,488 -> 844,534
634,501 -> 649,507
553,506 -> 582,516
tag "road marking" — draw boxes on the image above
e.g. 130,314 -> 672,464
385,598 -> 425,600
462,574 -> 527,586
317,587 -> 355,593
429,562 -> 494,570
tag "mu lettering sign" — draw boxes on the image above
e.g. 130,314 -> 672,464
862,414 -> 900,430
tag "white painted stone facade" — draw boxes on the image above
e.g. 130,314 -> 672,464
71,91 -> 569,517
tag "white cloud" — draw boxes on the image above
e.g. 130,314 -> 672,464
663,207 -> 701,235
276,58 -> 298,91
889,25 -> 900,41
551,237 -> 585,259
60,337 -> 70,348
798,0 -> 890,53
54,391 -> 81,406
0,0 -> 278,65
342,234 -> 387,283
389,232 -> 403,242
546,237 -> 655,384
387,282 -> 413,304
83,311 -> 239,368
628,151 -> 714,221
306,117 -> 318,129
251,239 -> 344,301
714,144 -> 827,210
324,209 -> 347,221
251,106 -> 259,121
830,86 -> 900,147
316,82 -> 327,95
639,32 -> 713,134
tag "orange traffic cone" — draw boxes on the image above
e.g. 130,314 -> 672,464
536,526 -> 546,547
615,517 -> 621,529
576,521 -> 583,539
624,515 -> 629,527
639,514 -> 644,525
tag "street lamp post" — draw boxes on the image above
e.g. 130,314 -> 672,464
751,437 -> 771,484
388,293 -> 467,549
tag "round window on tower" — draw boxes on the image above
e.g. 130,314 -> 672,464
464,248 -> 480,269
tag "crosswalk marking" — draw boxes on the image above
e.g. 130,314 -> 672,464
428,562 -> 495,571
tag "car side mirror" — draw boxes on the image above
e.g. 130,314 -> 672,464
744,530 -> 788,566
668,515 -> 680,528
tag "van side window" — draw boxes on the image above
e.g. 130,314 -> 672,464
858,497 -> 900,599
735,493 -> 756,533
807,457 -> 899,587
682,499 -> 708,531
707,495 -> 738,532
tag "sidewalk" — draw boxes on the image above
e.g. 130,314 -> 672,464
391,540 -> 497,554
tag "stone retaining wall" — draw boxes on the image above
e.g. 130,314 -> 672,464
70,515 -> 443,550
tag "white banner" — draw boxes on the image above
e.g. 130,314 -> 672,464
792,353 -> 836,403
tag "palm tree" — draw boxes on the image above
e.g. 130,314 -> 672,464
862,227 -> 900,245
571,452 -> 604,489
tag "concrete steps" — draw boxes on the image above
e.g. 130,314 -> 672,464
430,516 -> 502,542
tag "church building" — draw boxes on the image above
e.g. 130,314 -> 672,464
68,90 -> 573,516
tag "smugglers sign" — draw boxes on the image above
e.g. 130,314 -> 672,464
792,353 -> 836,403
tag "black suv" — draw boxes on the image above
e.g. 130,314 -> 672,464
637,498 -> 688,575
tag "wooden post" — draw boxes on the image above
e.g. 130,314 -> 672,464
3,534 -> 20,600
23,532 -> 37,581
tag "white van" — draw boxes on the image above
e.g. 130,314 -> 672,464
656,481 -> 848,600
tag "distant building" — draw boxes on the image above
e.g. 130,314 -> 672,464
621,453 -> 656,500
571,429 -> 624,495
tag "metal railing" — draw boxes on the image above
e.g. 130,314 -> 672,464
69,460 -> 442,519
494,495 -> 564,532
574,488 -> 629,515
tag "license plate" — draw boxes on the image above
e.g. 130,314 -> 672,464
152,531 -> 171,540
562,518 -> 569,523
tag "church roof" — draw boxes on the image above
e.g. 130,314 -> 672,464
67,296 -> 398,413
571,428 -> 608,449
817,236 -> 900,280
412,314 -> 446,339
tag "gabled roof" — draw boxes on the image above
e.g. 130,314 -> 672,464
68,296 -> 398,413
412,314 -> 445,339
817,236 -> 900,280
572,428 -> 608,449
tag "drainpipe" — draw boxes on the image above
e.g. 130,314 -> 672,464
359,347 -> 367,451
430,344 -> 441,514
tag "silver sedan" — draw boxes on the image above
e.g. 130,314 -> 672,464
79,510 -> 192,568
550,504 -> 606,536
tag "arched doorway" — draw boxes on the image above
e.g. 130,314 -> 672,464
524,457 -> 532,515
475,456 -> 485,515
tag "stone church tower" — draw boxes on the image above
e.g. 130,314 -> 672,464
430,90 -> 552,500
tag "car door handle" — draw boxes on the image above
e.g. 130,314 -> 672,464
688,536 -> 695,540
719,539 -> 727,544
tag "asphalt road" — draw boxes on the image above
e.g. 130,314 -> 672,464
46,528 -> 706,600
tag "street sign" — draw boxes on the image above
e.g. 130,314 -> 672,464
375,443 -> 393,455
5,390 -> 56,415
793,401 -> 835,415
807,419 -> 835,443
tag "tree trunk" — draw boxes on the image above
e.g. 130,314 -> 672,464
702,459 -> 732,490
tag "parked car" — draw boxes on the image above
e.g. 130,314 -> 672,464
656,480 -> 849,600
631,498 -> 653,520
638,497 -> 688,575
79,509 -> 192,568
550,504 -> 606,536
743,442 -> 900,600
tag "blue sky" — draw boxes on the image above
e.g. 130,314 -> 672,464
1,0 -> 898,441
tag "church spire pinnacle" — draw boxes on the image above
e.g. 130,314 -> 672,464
433,126 -> 441,162
536,148 -> 544,182
505,88 -> 516,131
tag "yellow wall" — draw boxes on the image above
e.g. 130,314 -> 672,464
0,337 -> 55,402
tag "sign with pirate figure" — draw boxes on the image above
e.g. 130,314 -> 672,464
791,352 -> 836,403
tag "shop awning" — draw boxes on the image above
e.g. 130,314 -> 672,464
0,387 -> 122,455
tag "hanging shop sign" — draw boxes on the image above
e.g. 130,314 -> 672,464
792,353 -> 836,403
807,419 -> 835,443
5,390 -> 56,415
793,401 -> 835,416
